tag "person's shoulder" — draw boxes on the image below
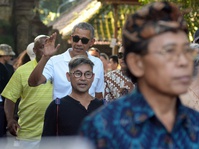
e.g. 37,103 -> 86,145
105,69 -> 119,77
50,52 -> 66,60
50,50 -> 69,62
89,96 -> 127,118
58,95 -> 76,107
183,105 -> 199,119
182,106 -> 199,133
47,97 -> 69,109
92,98 -> 104,106
15,60 -> 33,72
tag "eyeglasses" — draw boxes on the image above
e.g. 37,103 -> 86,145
146,47 -> 197,62
71,35 -> 90,44
70,70 -> 94,79
117,52 -> 124,59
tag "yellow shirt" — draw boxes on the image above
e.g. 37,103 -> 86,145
1,60 -> 52,140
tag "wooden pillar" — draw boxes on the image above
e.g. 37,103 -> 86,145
112,4 -> 118,55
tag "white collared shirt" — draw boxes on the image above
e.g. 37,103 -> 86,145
43,48 -> 104,100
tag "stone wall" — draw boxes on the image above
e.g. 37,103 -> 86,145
0,0 -> 50,56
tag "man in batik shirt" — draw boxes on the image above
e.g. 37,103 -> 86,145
104,46 -> 134,101
79,2 -> 199,149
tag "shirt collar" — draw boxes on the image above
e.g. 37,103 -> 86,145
128,88 -> 191,126
63,48 -> 72,62
127,88 -> 155,124
63,48 -> 91,62
33,59 -> 38,67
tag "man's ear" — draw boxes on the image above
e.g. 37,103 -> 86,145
126,53 -> 144,77
90,38 -> 95,47
66,72 -> 71,82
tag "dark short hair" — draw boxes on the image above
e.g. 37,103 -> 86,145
71,22 -> 95,39
68,55 -> 94,72
34,35 -> 49,50
109,55 -> 118,64
88,47 -> 100,54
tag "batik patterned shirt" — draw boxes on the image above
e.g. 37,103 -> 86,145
79,88 -> 199,149
104,69 -> 134,101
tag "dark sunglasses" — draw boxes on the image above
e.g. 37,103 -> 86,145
72,35 -> 90,44
117,52 -> 124,59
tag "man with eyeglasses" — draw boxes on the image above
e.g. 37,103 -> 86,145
41,56 -> 103,137
79,2 -> 199,148
28,22 -> 104,100
104,46 -> 135,101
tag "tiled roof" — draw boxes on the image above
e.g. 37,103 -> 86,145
50,0 -> 102,37
49,0 -> 139,43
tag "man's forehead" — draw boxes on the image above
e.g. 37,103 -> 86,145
73,28 -> 91,35
72,64 -> 92,70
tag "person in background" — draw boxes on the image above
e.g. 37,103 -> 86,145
100,52 -> 110,74
88,47 -> 100,58
79,2 -> 199,148
28,22 -> 104,100
13,50 -> 30,70
13,42 -> 35,70
42,56 -> 103,137
181,43 -> 199,111
0,44 -> 15,138
104,46 -> 134,101
109,55 -> 118,71
1,35 -> 52,149
26,42 -> 36,61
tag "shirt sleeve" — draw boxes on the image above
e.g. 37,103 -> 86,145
79,113 -> 112,149
42,100 -> 57,136
104,75 -> 113,101
79,116 -> 98,146
1,69 -> 23,103
42,58 -> 54,82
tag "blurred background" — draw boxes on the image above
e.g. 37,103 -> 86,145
0,0 -> 198,57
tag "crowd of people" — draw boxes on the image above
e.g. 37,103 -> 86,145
1,1 -> 199,149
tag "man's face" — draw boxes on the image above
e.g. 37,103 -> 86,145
34,37 -> 48,61
71,28 -> 95,57
109,58 -> 118,71
4,55 -> 12,63
118,47 -> 126,70
67,64 -> 94,94
131,31 -> 193,96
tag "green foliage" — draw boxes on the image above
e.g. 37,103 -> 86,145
0,20 -> 14,48
138,0 -> 199,41
38,0 -> 62,24
38,0 -> 81,25
38,0 -> 199,41
39,0 -> 62,12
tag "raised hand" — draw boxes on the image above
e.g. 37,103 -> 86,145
43,32 -> 60,58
